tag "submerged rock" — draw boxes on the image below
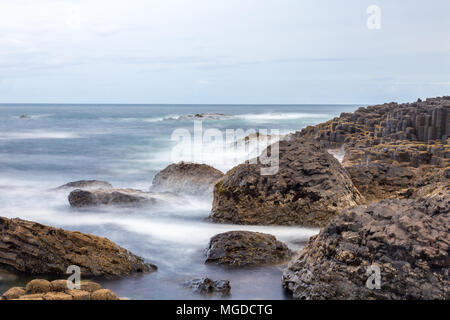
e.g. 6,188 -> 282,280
68,188 -> 157,207
210,138 -> 363,227
1,279 -> 122,300
56,180 -> 113,191
205,231 -> 293,267
282,190 -> 450,300
0,216 -> 157,276
184,277 -> 231,297
151,162 -> 224,197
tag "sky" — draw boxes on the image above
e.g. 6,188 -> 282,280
0,0 -> 449,104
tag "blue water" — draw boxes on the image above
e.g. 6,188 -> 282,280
0,104 -> 358,299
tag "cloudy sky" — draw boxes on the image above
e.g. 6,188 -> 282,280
0,0 -> 449,104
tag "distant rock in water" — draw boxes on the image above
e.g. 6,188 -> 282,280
165,113 -> 233,121
0,216 -> 157,276
210,138 -> 364,227
151,162 -> 224,197
282,190 -> 449,300
1,279 -> 124,300
184,277 -> 231,297
19,114 -> 31,119
56,180 -> 113,191
205,231 -> 293,267
68,188 -> 157,207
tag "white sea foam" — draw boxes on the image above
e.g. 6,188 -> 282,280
237,112 -> 332,121
0,131 -> 81,140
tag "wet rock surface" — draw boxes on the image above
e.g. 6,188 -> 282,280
205,231 -> 293,267
210,138 -> 363,226
0,216 -> 157,276
282,191 -> 450,300
151,162 -> 224,196
1,279 -> 122,300
184,277 -> 231,297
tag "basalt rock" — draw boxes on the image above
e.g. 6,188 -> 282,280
297,96 -> 450,201
282,191 -> 450,300
56,180 -> 113,191
205,231 -> 293,267
68,188 -> 157,207
184,277 -> 231,297
1,279 -> 122,300
210,138 -> 363,226
0,216 -> 157,276
151,162 -> 224,197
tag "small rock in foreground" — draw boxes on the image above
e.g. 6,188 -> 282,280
184,277 -> 231,297
205,231 -> 294,267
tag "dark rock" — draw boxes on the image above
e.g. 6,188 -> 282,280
56,180 -> 113,190
0,216 -> 157,276
282,191 -> 450,300
210,138 -> 363,226
68,188 -> 156,207
184,277 -> 231,297
205,231 -> 293,267
151,162 -> 224,197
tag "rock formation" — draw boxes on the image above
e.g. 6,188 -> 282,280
151,162 -> 224,197
0,216 -> 157,275
205,231 -> 293,267
68,188 -> 156,207
210,138 -> 363,226
1,279 -> 123,300
184,277 -> 231,297
297,96 -> 450,201
56,180 -> 113,191
282,190 -> 449,300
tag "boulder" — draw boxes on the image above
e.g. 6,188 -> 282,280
205,231 -> 293,267
26,279 -> 52,294
184,277 -> 231,297
68,188 -> 156,207
56,180 -> 113,190
1,287 -> 26,300
282,191 -> 449,300
151,162 -> 224,197
0,216 -> 157,276
91,289 -> 119,300
210,138 -> 363,226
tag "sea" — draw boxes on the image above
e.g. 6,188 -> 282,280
0,104 -> 359,299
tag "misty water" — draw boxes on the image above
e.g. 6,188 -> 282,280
0,104 -> 358,299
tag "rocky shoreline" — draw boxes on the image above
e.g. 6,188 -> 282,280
1,96 -> 449,300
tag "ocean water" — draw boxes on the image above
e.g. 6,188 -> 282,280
0,104 -> 359,299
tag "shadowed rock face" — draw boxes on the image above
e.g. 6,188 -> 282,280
210,138 -> 363,227
151,162 -> 224,197
68,188 -> 157,207
205,231 -> 293,267
0,217 -> 157,276
282,190 -> 449,300
56,180 -> 113,191
184,277 -> 231,297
